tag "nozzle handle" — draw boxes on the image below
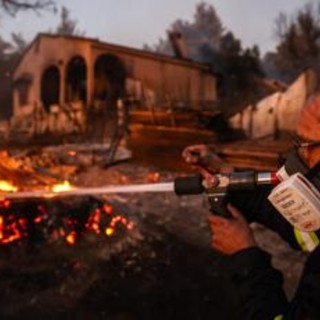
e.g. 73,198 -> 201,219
208,193 -> 231,218
174,175 -> 204,195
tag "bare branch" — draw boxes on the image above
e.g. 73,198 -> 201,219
0,0 -> 56,16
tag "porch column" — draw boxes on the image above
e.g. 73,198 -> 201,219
59,62 -> 66,105
86,58 -> 94,107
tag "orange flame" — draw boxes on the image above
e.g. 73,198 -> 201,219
52,181 -> 74,193
0,180 -> 18,193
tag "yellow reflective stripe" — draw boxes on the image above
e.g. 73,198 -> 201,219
294,229 -> 308,252
294,228 -> 319,252
309,232 -> 320,246
274,315 -> 283,320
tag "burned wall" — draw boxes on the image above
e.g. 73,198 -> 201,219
92,44 -> 216,110
12,34 -> 217,137
230,69 -> 318,139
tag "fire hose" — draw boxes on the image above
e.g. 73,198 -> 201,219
0,171 -> 279,218
175,171 -> 279,217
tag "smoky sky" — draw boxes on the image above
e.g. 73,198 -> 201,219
1,0 -> 317,54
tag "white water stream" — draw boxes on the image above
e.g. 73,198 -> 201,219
0,182 -> 176,200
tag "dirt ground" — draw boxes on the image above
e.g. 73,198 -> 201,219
74,161 -> 307,298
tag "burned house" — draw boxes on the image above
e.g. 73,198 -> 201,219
12,33 -> 217,137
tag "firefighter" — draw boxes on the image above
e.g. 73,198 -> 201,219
182,94 -> 320,319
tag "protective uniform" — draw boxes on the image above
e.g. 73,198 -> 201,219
228,186 -> 320,320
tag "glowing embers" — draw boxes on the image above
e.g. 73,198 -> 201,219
85,203 -> 134,238
0,197 -> 135,246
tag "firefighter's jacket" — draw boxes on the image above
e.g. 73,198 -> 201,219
227,186 -> 320,320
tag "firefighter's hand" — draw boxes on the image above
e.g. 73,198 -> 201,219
182,144 -> 232,173
208,204 -> 256,255
182,144 -> 212,166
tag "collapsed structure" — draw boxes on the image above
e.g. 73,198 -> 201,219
11,33 -> 217,138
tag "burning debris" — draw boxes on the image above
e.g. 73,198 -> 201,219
0,197 -> 135,247
0,195 -> 146,319
0,153 -> 135,248
0,149 -> 74,190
